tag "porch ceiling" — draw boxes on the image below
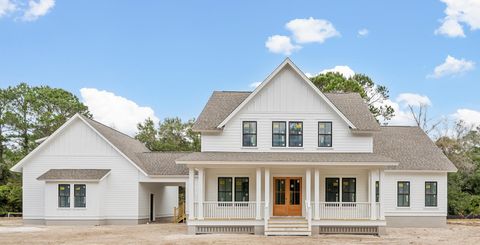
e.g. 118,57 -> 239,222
175,152 -> 397,166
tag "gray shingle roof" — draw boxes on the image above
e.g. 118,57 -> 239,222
176,152 -> 396,164
80,115 -> 189,176
37,169 -> 111,180
192,91 -> 380,132
374,126 -> 457,171
135,152 -> 190,175
324,93 -> 380,131
192,91 -> 250,132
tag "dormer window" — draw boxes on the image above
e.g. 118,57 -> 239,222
288,122 -> 303,147
318,122 -> 332,147
272,121 -> 286,147
242,121 -> 257,147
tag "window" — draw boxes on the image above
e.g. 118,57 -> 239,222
74,184 -> 86,208
288,122 -> 303,147
375,181 -> 380,203
272,121 -> 286,147
425,182 -> 437,207
242,121 -> 257,147
325,178 -> 340,202
235,177 -> 249,202
342,178 -> 356,202
58,184 -> 70,208
318,122 -> 332,147
397,181 -> 410,207
218,177 -> 233,202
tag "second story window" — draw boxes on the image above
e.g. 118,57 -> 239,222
272,121 -> 286,147
288,122 -> 303,147
242,121 -> 257,147
318,122 -> 332,147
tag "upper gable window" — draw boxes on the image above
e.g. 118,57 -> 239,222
272,121 -> 286,147
318,122 -> 332,147
242,121 -> 257,147
288,122 -> 303,147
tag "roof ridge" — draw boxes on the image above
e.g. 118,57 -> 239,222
216,90 -> 252,93
80,114 -> 139,141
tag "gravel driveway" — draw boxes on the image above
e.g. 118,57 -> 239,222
1,218 -> 479,245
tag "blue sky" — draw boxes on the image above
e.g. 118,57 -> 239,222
0,0 -> 479,135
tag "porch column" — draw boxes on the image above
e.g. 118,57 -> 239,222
197,168 -> 205,220
256,168 -> 262,220
188,168 -> 195,220
264,168 -> 270,222
379,169 -> 385,220
314,168 -> 320,220
369,169 -> 377,220
306,169 -> 312,218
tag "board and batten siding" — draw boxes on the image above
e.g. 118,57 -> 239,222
22,118 -> 141,221
201,66 -> 373,152
383,172 -> 447,216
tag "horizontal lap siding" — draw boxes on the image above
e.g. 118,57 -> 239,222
22,119 -> 140,220
383,172 -> 447,216
201,66 -> 373,153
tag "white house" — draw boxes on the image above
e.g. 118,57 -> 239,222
11,58 -> 456,236
10,114 -> 188,225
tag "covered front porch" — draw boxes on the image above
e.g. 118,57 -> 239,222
185,165 -> 389,235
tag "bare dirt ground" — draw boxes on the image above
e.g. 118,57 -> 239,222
1,218 -> 479,245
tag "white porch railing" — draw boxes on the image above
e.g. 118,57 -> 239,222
315,202 -> 374,220
193,202 -> 263,220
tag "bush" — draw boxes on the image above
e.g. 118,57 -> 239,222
0,183 -> 22,213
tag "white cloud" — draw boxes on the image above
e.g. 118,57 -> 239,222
23,0 -> 55,21
0,0 -> 16,17
429,55 -> 475,78
249,82 -> 261,88
375,93 -> 432,126
435,0 -> 480,37
319,65 -> 355,78
396,93 -> 432,107
265,35 -> 301,55
286,17 -> 340,43
307,65 -> 355,78
358,28 -> 369,37
80,88 -> 159,136
453,109 -> 480,127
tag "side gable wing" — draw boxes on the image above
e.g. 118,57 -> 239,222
10,114 -> 148,176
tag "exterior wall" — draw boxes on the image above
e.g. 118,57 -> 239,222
21,118 -> 141,222
383,171 -> 447,218
138,183 -> 179,220
44,181 -> 103,220
205,168 -> 258,202
201,66 -> 373,153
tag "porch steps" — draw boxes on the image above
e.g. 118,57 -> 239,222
265,218 -> 311,236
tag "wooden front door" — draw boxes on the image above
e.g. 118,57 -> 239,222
273,177 -> 302,216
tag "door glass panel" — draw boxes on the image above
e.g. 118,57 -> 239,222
289,179 -> 301,205
275,179 -> 285,205
326,178 -> 339,202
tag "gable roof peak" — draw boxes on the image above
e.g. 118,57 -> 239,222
216,58 -> 357,130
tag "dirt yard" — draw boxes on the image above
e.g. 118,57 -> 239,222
1,218 -> 479,245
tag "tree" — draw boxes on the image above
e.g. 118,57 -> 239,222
310,72 -> 394,122
0,83 -> 91,212
436,123 -> 480,216
135,117 -> 200,152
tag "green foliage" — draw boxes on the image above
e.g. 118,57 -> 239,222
0,83 -> 91,213
0,183 -> 22,213
310,72 -> 394,122
135,117 -> 200,152
437,124 -> 480,216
